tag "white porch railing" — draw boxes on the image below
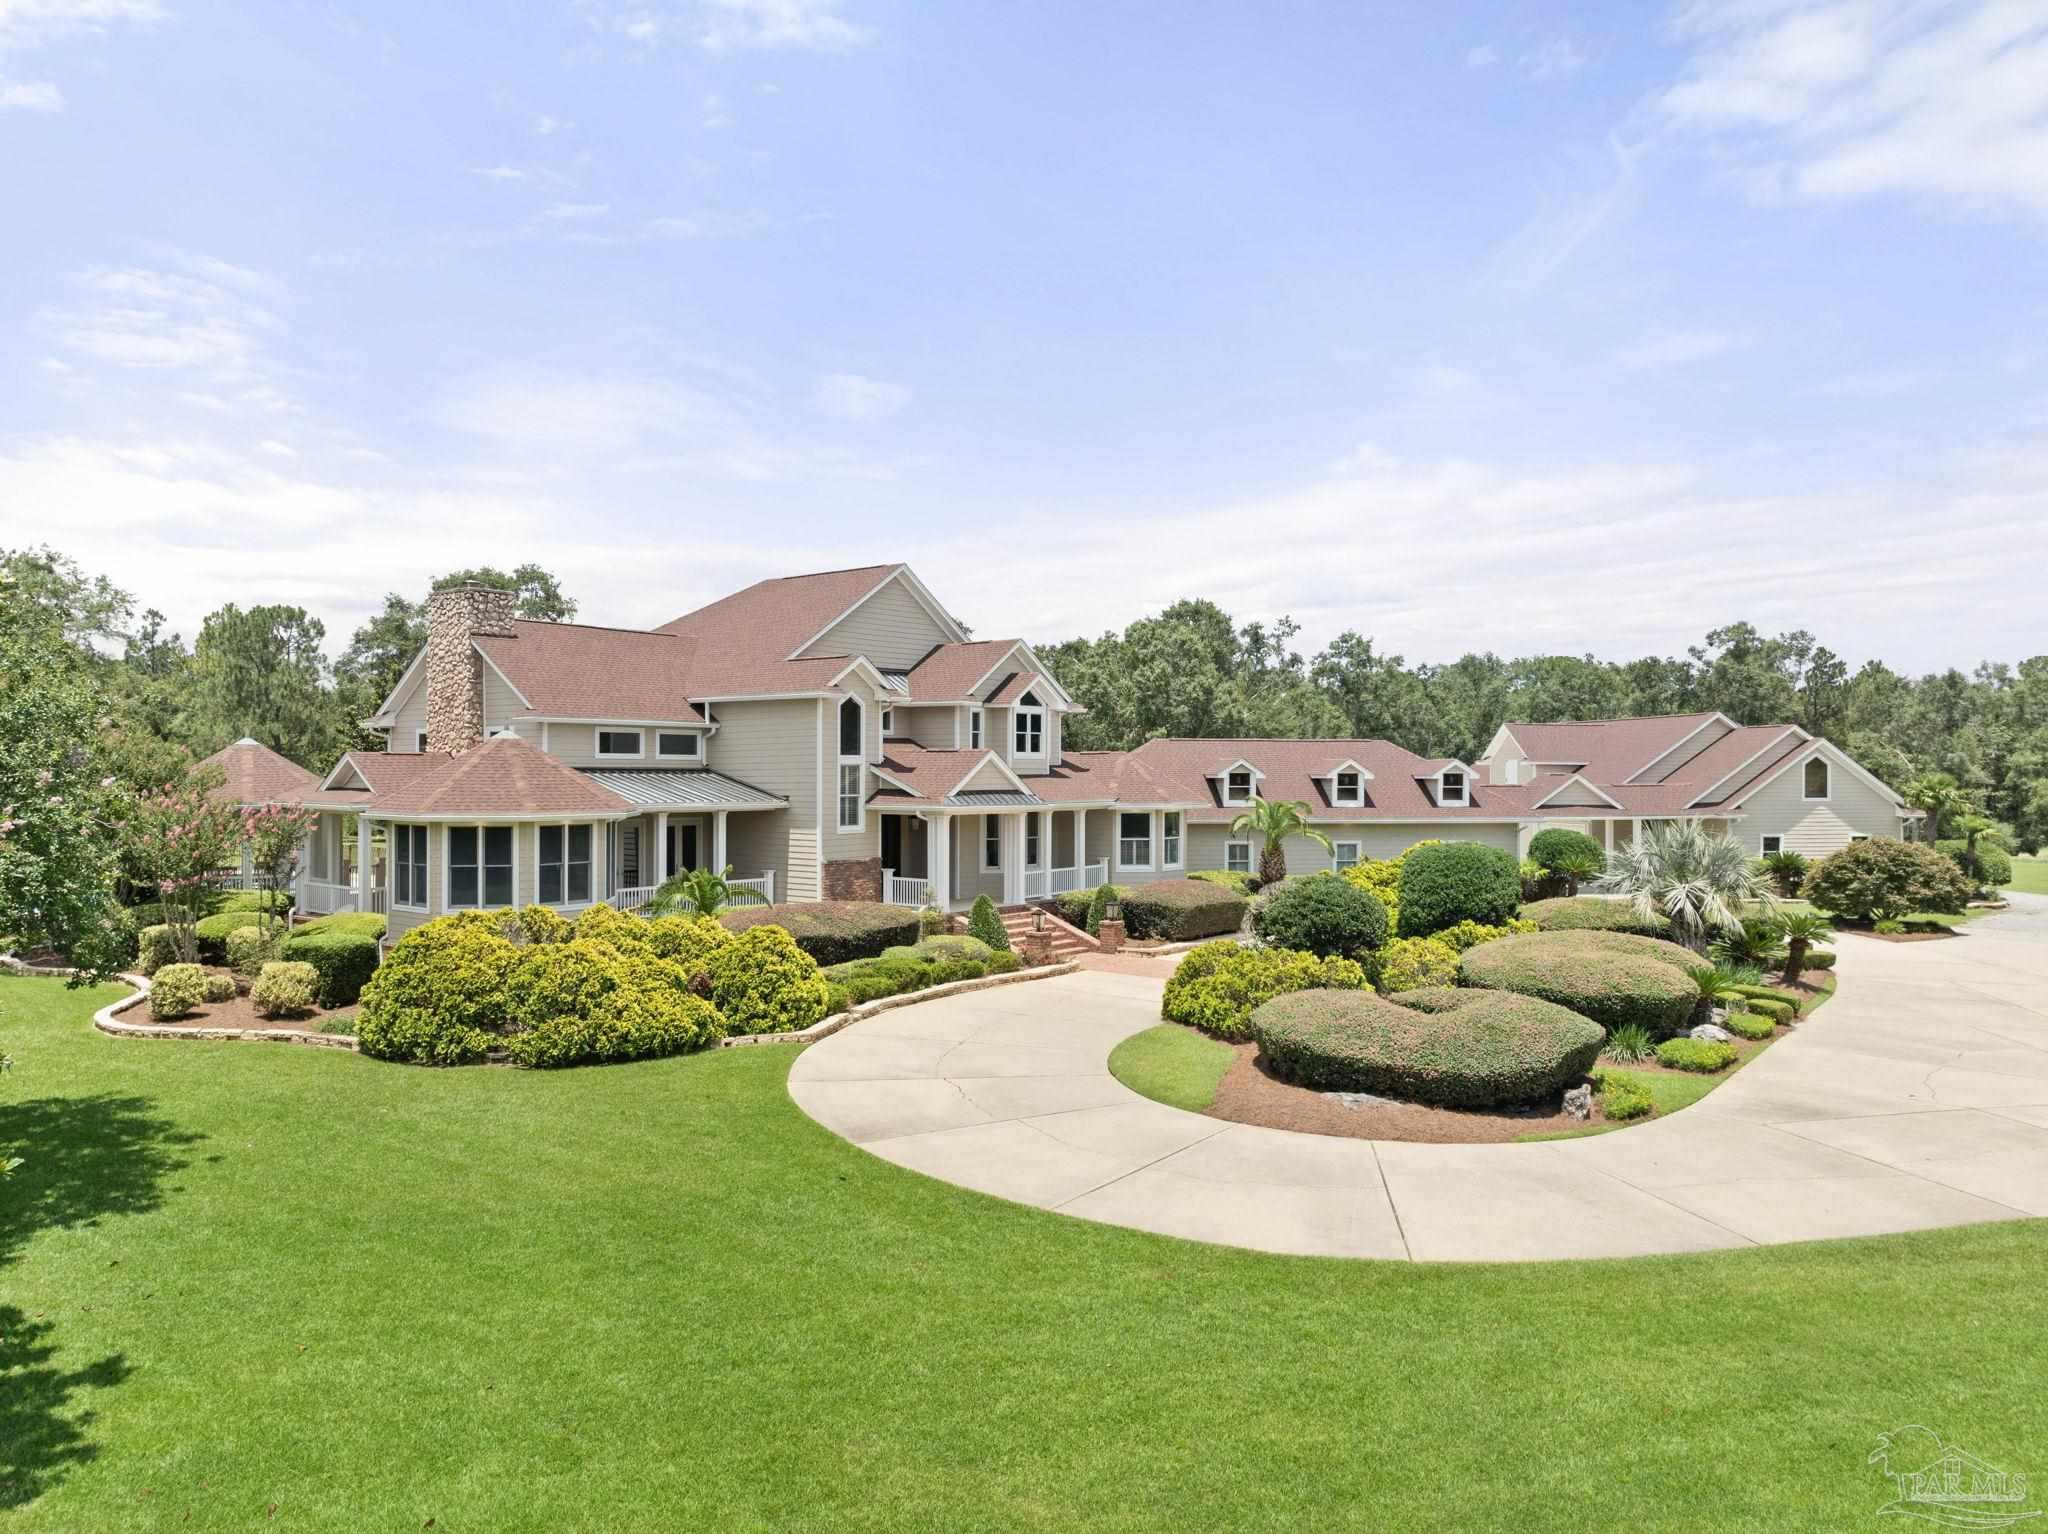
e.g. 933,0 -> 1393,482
1022,859 -> 1112,901
301,878 -> 373,916
882,870 -> 930,908
607,884 -> 659,914
608,871 -> 775,915
729,873 -> 775,905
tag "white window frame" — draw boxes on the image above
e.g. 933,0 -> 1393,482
837,697 -> 865,832
1025,812 -> 1041,868
1333,840 -> 1362,870
392,823 -> 429,910
595,729 -> 645,760
1118,811 -> 1153,871
655,731 -> 701,761
1760,834 -> 1784,855
968,708 -> 984,750
446,823 -> 517,909
1225,840 -> 1252,875
1438,770 -> 1468,807
1162,811 -> 1182,869
1803,758 -> 1830,800
1224,769 -> 1255,806
880,707 -> 894,737
983,814 -> 1001,870
1013,693 -> 1045,757
1333,770 -> 1362,806
537,822 -> 595,907
415,729 -> 428,754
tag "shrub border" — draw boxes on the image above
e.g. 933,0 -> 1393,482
88,969 -> 361,1050
721,959 -> 1081,1048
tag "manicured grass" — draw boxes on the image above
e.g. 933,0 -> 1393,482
3,973 -> 2045,1531
1108,1022 -> 1234,1111
2005,855 -> 2048,896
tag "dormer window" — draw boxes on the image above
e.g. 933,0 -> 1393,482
1225,768 -> 1255,805
1439,770 -> 1467,806
1013,691 -> 1044,757
1333,769 -> 1362,806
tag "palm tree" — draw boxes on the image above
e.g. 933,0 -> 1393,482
1711,916 -> 1787,972
1685,963 -> 1742,1030
1760,849 -> 1809,897
1905,773 -> 1969,846
1554,850 -> 1603,897
1778,910 -> 1835,985
1227,797 -> 1333,887
646,865 -> 767,919
1956,813 -> 1998,883
1596,819 -> 1772,955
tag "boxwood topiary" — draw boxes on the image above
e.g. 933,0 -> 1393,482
1395,841 -> 1522,937
1723,1007 -> 1776,1040
1459,929 -> 1699,1036
1520,896 -> 1672,937
193,909 -> 265,961
1527,827 -> 1604,874
148,962 -> 207,1020
1251,987 -> 1605,1107
251,960 -> 319,1019
1656,1037 -> 1738,1072
967,895 -> 1011,952
1160,940 -> 1365,1039
1250,874 -> 1387,957
1119,880 -> 1248,942
719,901 -> 920,965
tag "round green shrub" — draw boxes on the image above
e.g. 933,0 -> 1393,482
1459,930 -> 1699,1036
1804,837 -> 1976,922
193,908 -> 265,960
356,914 -> 515,1064
509,904 -> 574,945
1119,880 -> 1247,942
1519,897 -> 1672,937
1527,828 -> 1604,874
571,901 -> 652,954
1936,839 -> 2012,890
251,960 -> 319,1019
148,962 -> 206,1020
1656,1037 -> 1738,1073
702,924 -> 830,1036
501,946 -> 725,1067
1373,936 -> 1460,993
1723,1007 -> 1776,1041
1251,987 -> 1605,1107
1594,1071 -> 1654,1121
136,923 -> 179,976
1161,940 -> 1365,1039
967,895 -> 1011,952
1395,841 -> 1522,937
202,972 -> 237,1003
225,922 -> 285,977
643,914 -> 730,969
1250,874 -> 1387,957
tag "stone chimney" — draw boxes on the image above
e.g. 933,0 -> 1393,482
424,584 -> 518,755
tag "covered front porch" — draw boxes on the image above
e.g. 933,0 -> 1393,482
876,804 -> 1110,912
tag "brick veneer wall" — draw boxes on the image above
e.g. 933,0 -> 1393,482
823,857 -> 883,901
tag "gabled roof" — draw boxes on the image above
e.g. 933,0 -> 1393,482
344,736 -> 633,818
985,671 -> 1048,707
867,745 -> 1050,807
900,640 -> 1023,702
661,564 -> 905,651
1500,713 -> 1725,783
200,738 -> 319,806
472,621 -> 706,723
1127,739 -> 1522,820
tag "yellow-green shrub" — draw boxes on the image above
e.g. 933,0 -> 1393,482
644,914 -> 731,969
1161,940 -> 1367,1039
355,915 -> 516,1064
503,946 -> 725,1066
1373,936 -> 1460,993
225,921 -> 285,977
570,901 -> 651,954
148,962 -> 206,1020
1433,917 -> 1538,951
137,923 -> 180,975
702,924 -> 829,1036
251,960 -> 319,1019
508,904 -> 573,945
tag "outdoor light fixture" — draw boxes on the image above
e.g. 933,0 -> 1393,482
1104,900 -> 1121,923
1033,909 -> 1046,932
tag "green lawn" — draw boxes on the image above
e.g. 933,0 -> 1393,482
2007,855 -> 2048,896
3,974 -> 2045,1531
1107,1023 -> 1234,1111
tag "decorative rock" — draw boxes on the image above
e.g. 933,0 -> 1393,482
1561,1084 -> 1594,1121
1691,1023 -> 1733,1043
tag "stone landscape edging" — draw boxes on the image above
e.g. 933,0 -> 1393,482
720,959 -> 1082,1048
89,969 -> 363,1050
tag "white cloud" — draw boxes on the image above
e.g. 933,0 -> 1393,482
50,258 -> 286,380
540,200 -> 609,220
0,0 -> 161,46
581,0 -> 872,54
815,370 -> 908,422
1522,36 -> 1588,80
469,163 -> 528,182
1615,326 -> 1753,368
1662,0 -> 2048,219
0,79 -> 61,109
1466,43 -> 1498,68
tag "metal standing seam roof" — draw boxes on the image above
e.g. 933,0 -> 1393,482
945,789 -> 1046,808
578,768 -> 788,811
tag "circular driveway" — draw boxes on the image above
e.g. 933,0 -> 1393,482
789,914 -> 2048,1262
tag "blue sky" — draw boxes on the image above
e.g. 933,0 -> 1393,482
3,0 -> 2045,670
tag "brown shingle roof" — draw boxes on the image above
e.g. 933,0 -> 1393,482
1502,713 -> 1723,782
660,564 -> 902,656
352,736 -> 632,818
200,739 -> 320,806
1125,738 -> 1526,821
902,640 -> 1022,701
474,621 -> 705,722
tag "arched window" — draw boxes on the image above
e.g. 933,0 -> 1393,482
1803,758 -> 1830,799
837,697 -> 864,830
839,697 -> 864,758
1012,690 -> 1045,756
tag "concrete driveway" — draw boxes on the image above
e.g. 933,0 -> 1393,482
788,910 -> 2048,1262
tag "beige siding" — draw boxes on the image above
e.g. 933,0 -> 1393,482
953,757 -> 1018,793
893,705 -> 957,749
481,663 -> 525,735
693,698 -> 820,899
390,677 -> 429,752
949,813 -> 1006,905
530,722 -> 707,769
800,574 -> 954,670
1635,719 -> 1734,783
1534,780 -> 1614,807
1736,750 -> 1904,855
1182,821 -> 1521,876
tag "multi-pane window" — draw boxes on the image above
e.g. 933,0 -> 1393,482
656,732 -> 699,759
1334,769 -> 1361,805
1226,841 -> 1252,875
1226,768 -> 1253,804
448,825 -> 513,908
1119,811 -> 1152,868
538,824 -> 593,905
596,729 -> 643,757
1804,759 -> 1830,799
1162,811 -> 1182,867
1333,841 -> 1361,870
392,824 -> 429,907
1439,770 -> 1467,805
984,815 -> 1001,869
1025,813 -> 1041,866
1013,693 -> 1045,756
838,764 -> 863,831
1761,835 -> 1783,855
968,709 -> 983,749
838,697 -> 864,830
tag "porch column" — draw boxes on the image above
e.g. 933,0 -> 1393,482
713,810 -> 728,875
929,814 -> 951,912
1002,812 -> 1024,905
1631,818 -> 1641,850
1152,810 -> 1164,874
355,815 -> 373,913
652,810 -> 670,886
1073,809 -> 1086,882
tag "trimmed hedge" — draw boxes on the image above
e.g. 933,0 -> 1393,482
1739,996 -> 1794,1026
1161,940 -> 1366,1039
251,960 -> 319,1019
1729,983 -> 1803,1015
1187,869 -> 1257,896
1801,948 -> 1837,971
1251,987 -> 1605,1108
193,909 -> 267,961
1527,827 -> 1604,874
1656,1037 -> 1738,1073
823,939 -> 1021,1013
1937,839 -> 2012,890
1119,880 -> 1247,942
149,963 -> 206,1020
1460,929 -> 1699,1037
1723,1007 -> 1777,1041
719,901 -> 920,965
1395,841 -> 1521,937
1250,874 -> 1386,957
281,929 -> 379,1007
226,922 -> 285,977
1520,897 -> 1672,938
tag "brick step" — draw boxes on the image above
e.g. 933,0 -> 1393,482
995,905 -> 1099,953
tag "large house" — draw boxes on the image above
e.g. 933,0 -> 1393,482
289,564 -> 1916,934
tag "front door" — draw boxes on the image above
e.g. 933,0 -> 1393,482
880,813 -> 902,874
